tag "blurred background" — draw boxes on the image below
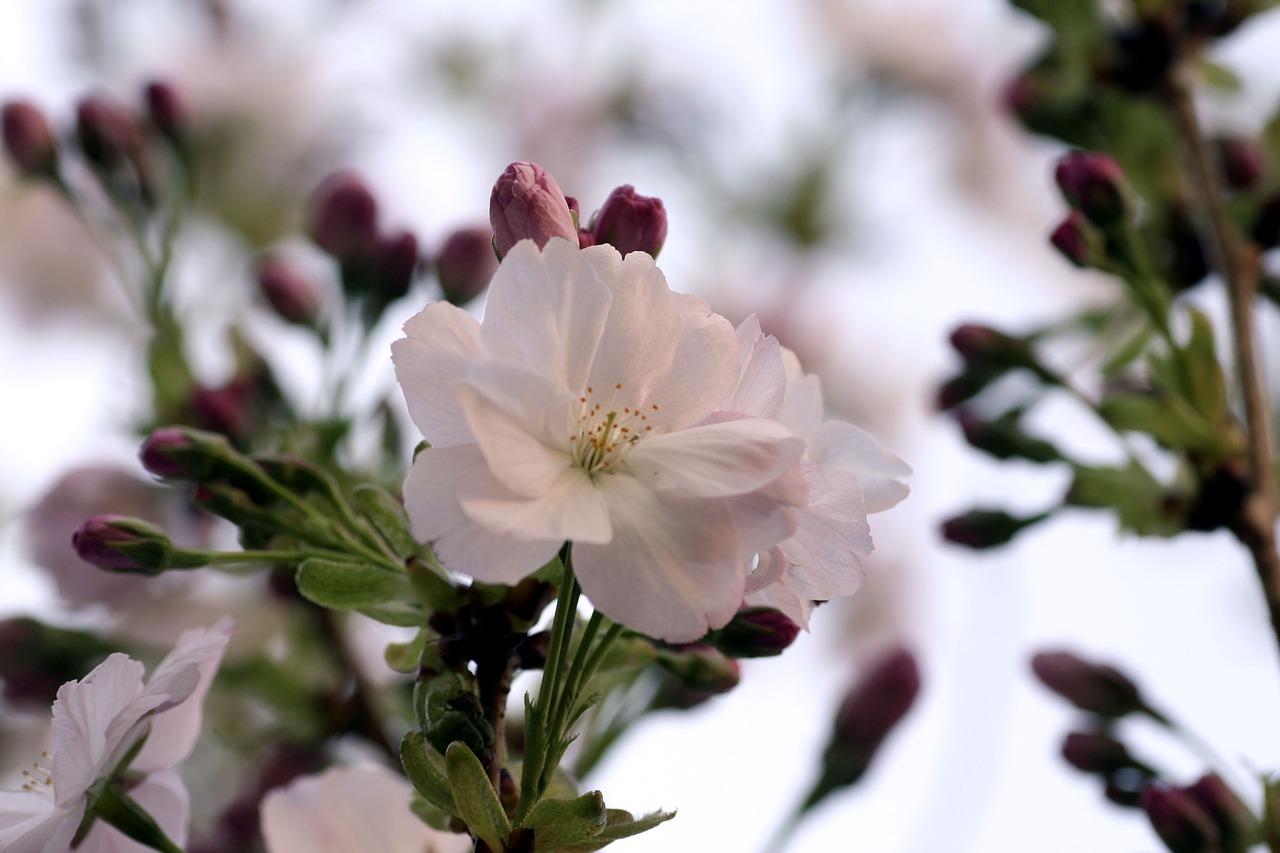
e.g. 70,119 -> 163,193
2,1 -> 1280,850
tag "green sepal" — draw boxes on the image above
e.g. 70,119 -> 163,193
296,558 -> 425,626
353,483 -> 418,560
401,730 -> 457,816
519,791 -> 607,851
409,792 -> 461,833
386,628 -> 427,674
557,808 -> 677,852
445,740 -> 511,851
77,779 -> 185,853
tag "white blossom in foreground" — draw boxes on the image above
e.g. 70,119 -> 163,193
261,765 -> 470,853
727,317 -> 911,627
393,238 -> 807,642
0,618 -> 233,853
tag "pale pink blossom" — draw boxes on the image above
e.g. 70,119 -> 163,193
0,619 -> 232,853
393,238 -> 807,642
728,317 -> 911,626
261,765 -> 470,853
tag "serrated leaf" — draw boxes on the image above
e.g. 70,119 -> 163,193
445,741 -> 511,851
1100,393 -> 1216,451
353,483 -> 418,560
520,791 -> 608,851
1066,462 -> 1179,536
559,809 -> 677,852
401,731 -> 456,816
296,558 -> 425,626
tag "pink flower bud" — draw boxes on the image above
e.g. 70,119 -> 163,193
376,229 -> 419,301
1050,211 -> 1102,268
949,324 -> 1037,369
1184,773 -> 1257,850
1060,730 -> 1146,775
941,508 -> 1048,549
435,226 -> 498,305
1142,785 -> 1222,853
309,171 -> 380,259
75,95 -> 143,170
2,100 -> 57,176
1055,151 -> 1128,226
140,427 -> 199,479
1216,137 -> 1265,191
71,515 -> 172,574
257,256 -> 321,325
144,80 -> 187,144
1032,650 -> 1149,719
712,606 -> 800,658
190,383 -> 251,437
488,161 -> 577,257
591,184 -> 668,257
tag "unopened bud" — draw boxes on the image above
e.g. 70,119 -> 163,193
435,226 -> 498,305
956,408 -> 1061,463
257,256 -> 321,325
75,95 -> 142,171
144,81 -> 186,145
710,606 -> 800,658
71,515 -> 173,575
489,161 -> 577,257
1061,731 -> 1149,775
1184,773 -> 1257,851
189,383 -> 251,437
1055,151 -> 1128,227
935,368 -> 999,411
309,172 -> 379,259
2,101 -> 57,176
1142,785 -> 1222,853
591,184 -> 668,257
1216,137 -> 1265,191
949,324 -> 1039,371
140,426 -> 243,482
376,229 -> 419,302
802,646 -> 920,810
1050,211 -> 1105,268
1031,650 -> 1149,719
655,644 -> 741,694
941,508 -> 1049,549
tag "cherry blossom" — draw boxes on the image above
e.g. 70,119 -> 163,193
393,238 -> 807,641
0,618 -> 232,853
261,765 -> 470,853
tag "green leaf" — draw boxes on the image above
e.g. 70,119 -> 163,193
1198,59 -> 1242,93
1099,392 -> 1216,451
445,741 -> 511,851
296,558 -> 425,626
559,809 -> 677,852
409,792 -> 458,833
520,791 -> 608,851
1179,310 -> 1228,425
401,731 -> 456,816
1066,461 -> 1179,536
386,629 -> 427,674
353,483 -> 418,560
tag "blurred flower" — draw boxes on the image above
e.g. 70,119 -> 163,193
308,171 -> 379,261
2,101 -> 57,177
434,225 -> 497,306
24,465 -> 207,609
1031,650 -> 1152,719
1055,151 -> 1128,227
0,619 -> 232,852
727,317 -> 910,627
1142,784 -> 1222,853
257,255 -> 322,326
260,764 -> 469,853
393,238 -> 806,641
489,162 -> 577,258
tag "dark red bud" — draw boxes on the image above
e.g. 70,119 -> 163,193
1184,774 -> 1257,850
309,172 -> 380,259
1031,650 -> 1148,718
1050,211 -> 1101,268
2,101 -> 57,176
144,80 -> 187,144
377,229 -> 419,301
1055,151 -> 1128,226
1141,785 -> 1222,853
1061,731 -> 1144,775
489,161 -> 577,257
591,184 -> 668,257
1216,137 -> 1265,191
435,226 -> 496,306
257,257 -> 321,325
75,95 -> 143,170
941,508 -> 1047,549
712,606 -> 800,658
71,515 -> 171,574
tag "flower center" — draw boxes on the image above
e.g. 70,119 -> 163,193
570,383 -> 659,476
20,751 -> 55,801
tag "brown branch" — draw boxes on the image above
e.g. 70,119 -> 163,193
1167,60 -> 1280,660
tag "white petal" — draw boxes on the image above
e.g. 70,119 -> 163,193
778,348 -> 823,437
392,302 -> 484,448
623,418 -> 806,499
461,465 -> 611,545
262,765 -> 471,853
775,468 -> 872,602
808,420 -> 911,512
723,316 -> 787,418
574,477 -> 761,642
50,654 -> 146,805
481,239 -> 612,393
131,619 -> 233,773
403,446 -> 562,584
745,576 -> 814,629
0,792 -> 79,853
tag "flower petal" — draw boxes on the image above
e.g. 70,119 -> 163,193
574,477 -> 790,642
808,420 -> 911,512
392,302 -> 484,448
480,239 -> 611,393
50,654 -> 146,805
623,418 -> 806,499
0,792 -> 79,853
403,445 -> 562,583
776,468 -> 872,601
460,465 -> 611,545
723,316 -> 787,419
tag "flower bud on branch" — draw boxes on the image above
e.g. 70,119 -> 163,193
591,184 -> 668,258
489,161 -> 577,257
1031,650 -> 1153,720
2,101 -> 58,177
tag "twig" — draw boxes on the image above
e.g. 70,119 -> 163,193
1167,60 -> 1280,661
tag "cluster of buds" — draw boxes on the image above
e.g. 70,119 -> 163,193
1142,775 -> 1258,853
489,161 -> 667,259
308,172 -> 419,316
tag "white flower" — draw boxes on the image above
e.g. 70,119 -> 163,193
728,317 -> 911,627
0,619 -> 233,853
261,765 -> 470,853
393,238 -> 807,642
